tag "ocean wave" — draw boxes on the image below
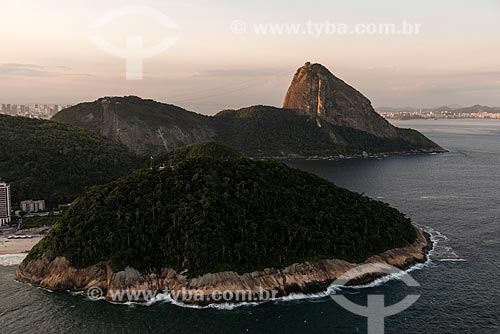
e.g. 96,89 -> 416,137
417,224 -> 464,262
420,195 -> 459,199
0,254 -> 27,266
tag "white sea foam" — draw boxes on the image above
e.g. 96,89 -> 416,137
170,226 -> 442,310
0,253 -> 27,266
418,224 -> 464,262
151,295 -> 260,310
420,195 -> 459,199
100,291 -> 260,310
269,291 -> 331,306
60,225 -> 457,310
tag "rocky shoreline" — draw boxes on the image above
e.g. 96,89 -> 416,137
16,228 -> 431,306
261,148 -> 448,161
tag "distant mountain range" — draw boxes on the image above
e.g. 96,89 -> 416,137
52,62 -> 444,156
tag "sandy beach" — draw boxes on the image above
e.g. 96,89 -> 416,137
0,236 -> 42,255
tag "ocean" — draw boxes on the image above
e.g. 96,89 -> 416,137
1,119 -> 499,334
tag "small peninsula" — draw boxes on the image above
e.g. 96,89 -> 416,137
17,143 -> 431,305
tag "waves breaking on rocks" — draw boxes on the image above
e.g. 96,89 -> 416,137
71,226 -> 446,311
0,254 -> 27,266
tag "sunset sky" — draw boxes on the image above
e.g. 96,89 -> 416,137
1,0 -> 499,114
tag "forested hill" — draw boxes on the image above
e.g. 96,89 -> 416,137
0,115 -> 142,206
153,141 -> 243,166
27,151 -> 417,277
51,96 -> 443,156
214,106 -> 442,157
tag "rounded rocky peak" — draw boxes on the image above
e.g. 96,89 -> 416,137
283,62 -> 398,138
298,62 -> 333,76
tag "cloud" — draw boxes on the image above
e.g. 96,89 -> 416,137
0,63 -> 90,77
0,63 -> 51,77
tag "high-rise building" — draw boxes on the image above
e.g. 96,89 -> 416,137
0,181 -> 12,226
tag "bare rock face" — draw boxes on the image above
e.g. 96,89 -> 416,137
283,62 -> 398,138
17,229 -> 430,306
52,96 -> 217,154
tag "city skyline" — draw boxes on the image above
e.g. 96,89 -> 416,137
0,103 -> 70,119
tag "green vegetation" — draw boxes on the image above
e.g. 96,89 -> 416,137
20,215 -> 55,230
214,106 -> 343,156
2,96 -> 441,211
51,97 -> 442,157
214,106 -> 441,156
330,124 -> 443,155
27,149 -> 417,277
0,115 -> 142,206
153,141 -> 243,166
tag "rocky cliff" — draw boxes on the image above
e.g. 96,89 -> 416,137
52,96 -> 216,154
283,62 -> 398,138
17,229 -> 430,306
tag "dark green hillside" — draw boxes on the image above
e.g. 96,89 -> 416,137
327,124 -> 443,155
214,106 -> 342,156
0,115 -> 142,206
214,106 -> 441,157
27,152 -> 417,277
153,141 -> 243,166
51,97 -> 443,157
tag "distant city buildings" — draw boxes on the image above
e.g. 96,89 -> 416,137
0,182 -> 12,226
0,103 -> 72,119
381,109 -> 500,120
21,200 -> 46,213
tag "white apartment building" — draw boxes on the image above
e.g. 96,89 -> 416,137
20,200 -> 46,213
0,182 -> 11,226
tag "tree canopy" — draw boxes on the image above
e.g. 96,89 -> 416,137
0,115 -> 142,206
28,152 -> 417,277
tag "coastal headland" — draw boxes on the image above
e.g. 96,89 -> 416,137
17,228 -> 430,306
